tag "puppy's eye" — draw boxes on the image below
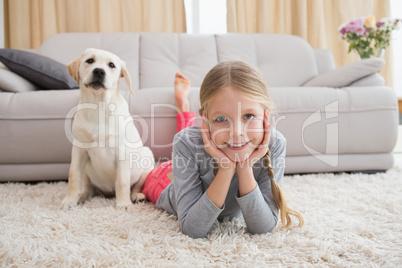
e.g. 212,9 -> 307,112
86,58 -> 94,64
109,62 -> 115,68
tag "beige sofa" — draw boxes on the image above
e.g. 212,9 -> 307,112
0,32 -> 398,181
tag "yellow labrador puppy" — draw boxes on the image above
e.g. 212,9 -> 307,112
61,48 -> 154,210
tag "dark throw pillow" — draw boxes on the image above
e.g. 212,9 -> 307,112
0,48 -> 78,90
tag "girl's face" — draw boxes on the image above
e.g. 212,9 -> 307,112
205,87 -> 266,162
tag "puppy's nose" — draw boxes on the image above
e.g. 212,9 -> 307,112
93,68 -> 106,79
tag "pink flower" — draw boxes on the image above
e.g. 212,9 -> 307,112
338,16 -> 401,58
340,17 -> 366,35
354,26 -> 365,35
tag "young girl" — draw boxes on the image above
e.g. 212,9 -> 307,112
141,61 -> 303,238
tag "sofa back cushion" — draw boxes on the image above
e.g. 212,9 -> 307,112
39,32 -> 320,90
39,33 -> 140,92
139,33 -> 218,89
216,34 -> 318,87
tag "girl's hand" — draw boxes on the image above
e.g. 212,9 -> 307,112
200,115 -> 236,170
237,111 -> 271,172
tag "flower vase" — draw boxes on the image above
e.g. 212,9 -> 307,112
356,48 -> 385,60
375,48 -> 385,58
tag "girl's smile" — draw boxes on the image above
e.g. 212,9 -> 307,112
226,141 -> 250,150
206,87 -> 265,162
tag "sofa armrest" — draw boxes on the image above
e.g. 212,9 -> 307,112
0,67 -> 40,92
348,73 -> 385,87
303,58 -> 385,88
313,49 -> 336,74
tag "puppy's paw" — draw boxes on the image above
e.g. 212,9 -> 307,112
61,195 -> 79,210
131,192 -> 146,203
116,201 -> 133,211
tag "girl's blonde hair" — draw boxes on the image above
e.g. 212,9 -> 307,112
199,61 -> 303,229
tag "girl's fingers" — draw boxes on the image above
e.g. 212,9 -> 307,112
247,144 -> 267,166
200,125 -> 211,148
200,117 -> 231,165
265,110 -> 271,120
201,115 -> 209,130
264,110 -> 270,131
200,117 -> 219,155
250,118 -> 270,161
200,116 -> 210,137
261,111 -> 271,149
264,125 -> 271,146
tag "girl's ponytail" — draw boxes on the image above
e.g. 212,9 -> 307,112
265,151 -> 304,229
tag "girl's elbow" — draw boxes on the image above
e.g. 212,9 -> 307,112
181,226 -> 208,239
184,231 -> 207,239
248,226 -> 275,235
180,219 -> 208,239
248,218 -> 278,235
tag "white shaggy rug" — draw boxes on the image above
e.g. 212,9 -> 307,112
1,162 -> 402,267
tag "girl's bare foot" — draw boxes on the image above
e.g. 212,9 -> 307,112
175,72 -> 190,113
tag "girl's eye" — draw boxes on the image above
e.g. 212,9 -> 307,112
214,116 -> 227,122
244,114 -> 255,120
86,58 -> 94,64
109,62 -> 115,68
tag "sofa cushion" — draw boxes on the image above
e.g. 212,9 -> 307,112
39,33 -> 141,92
0,90 -> 80,164
140,33 -> 218,89
0,49 -> 78,90
0,67 -> 39,92
215,34 -> 319,87
303,58 -> 385,88
269,86 -> 398,157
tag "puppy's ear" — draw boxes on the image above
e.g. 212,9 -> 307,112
120,61 -> 134,96
67,53 -> 83,84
